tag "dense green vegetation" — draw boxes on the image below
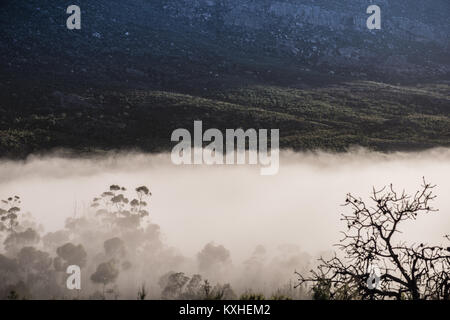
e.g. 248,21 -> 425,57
1,81 -> 448,157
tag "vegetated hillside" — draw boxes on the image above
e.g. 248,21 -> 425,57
0,0 -> 449,157
1,81 -> 448,157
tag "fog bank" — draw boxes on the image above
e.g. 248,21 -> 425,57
0,148 -> 449,298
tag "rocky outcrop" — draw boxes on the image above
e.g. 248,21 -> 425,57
1,0 -> 449,86
162,0 -> 449,42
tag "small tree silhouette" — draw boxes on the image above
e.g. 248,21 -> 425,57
158,272 -> 236,300
137,283 -> 147,300
296,179 -> 450,300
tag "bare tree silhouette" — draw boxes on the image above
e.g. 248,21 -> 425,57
296,179 -> 450,300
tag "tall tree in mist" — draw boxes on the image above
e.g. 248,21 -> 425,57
91,185 -> 151,230
297,179 -> 450,300
0,196 -> 21,233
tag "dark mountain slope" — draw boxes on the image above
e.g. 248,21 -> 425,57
1,0 -> 449,89
0,1 -> 449,156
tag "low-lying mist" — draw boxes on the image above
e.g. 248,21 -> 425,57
0,148 -> 449,299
